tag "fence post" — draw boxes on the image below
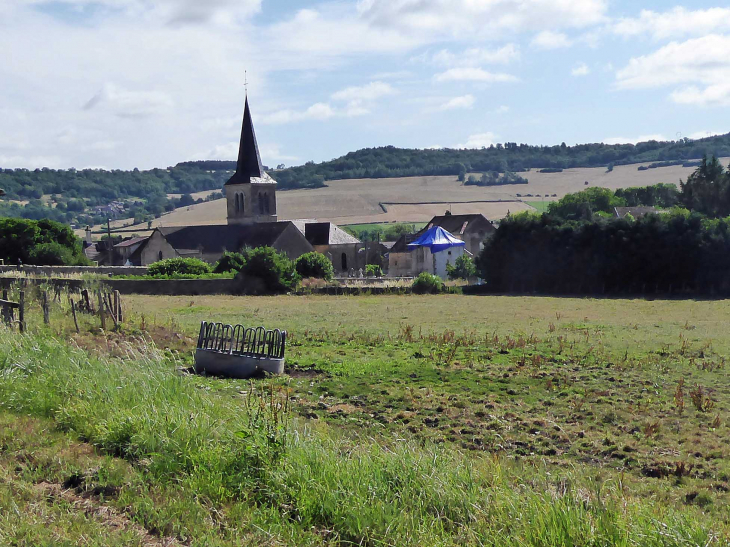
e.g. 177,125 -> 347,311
18,291 -> 25,333
70,299 -> 80,334
42,291 -> 49,325
98,291 -> 106,330
1,289 -> 8,326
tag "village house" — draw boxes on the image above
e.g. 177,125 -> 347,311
130,95 -> 362,268
388,213 -> 495,277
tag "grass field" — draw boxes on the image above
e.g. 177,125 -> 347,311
2,293 -> 730,544
87,160 -> 728,238
524,200 -> 551,213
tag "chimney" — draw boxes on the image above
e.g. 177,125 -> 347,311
85,226 -> 92,244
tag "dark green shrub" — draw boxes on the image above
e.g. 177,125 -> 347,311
239,247 -> 300,293
446,255 -> 476,280
148,257 -> 211,277
295,252 -> 334,280
365,264 -> 383,277
0,217 -> 89,265
213,251 -> 248,273
412,272 -> 444,294
28,242 -> 75,266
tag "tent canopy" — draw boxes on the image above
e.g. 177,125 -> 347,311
407,226 -> 466,253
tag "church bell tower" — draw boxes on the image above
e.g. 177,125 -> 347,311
225,96 -> 277,225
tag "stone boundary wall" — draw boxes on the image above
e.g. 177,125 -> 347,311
0,265 -> 148,277
106,279 -> 238,296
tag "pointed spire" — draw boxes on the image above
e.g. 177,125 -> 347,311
226,96 -> 263,185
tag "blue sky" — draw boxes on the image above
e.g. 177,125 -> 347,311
1,0 -> 729,170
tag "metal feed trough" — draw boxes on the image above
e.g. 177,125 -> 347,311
195,321 -> 286,378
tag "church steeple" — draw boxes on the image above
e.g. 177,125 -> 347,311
226,96 -> 263,185
225,93 -> 278,225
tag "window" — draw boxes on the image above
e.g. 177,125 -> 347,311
264,193 -> 270,214
158,251 -> 163,261
258,193 -> 265,214
341,252 -> 347,271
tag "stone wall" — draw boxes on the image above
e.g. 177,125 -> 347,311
106,278 -> 239,295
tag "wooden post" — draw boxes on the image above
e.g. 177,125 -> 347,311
114,290 -> 122,323
18,291 -> 24,333
104,299 -> 119,330
42,291 -> 49,325
1,289 -> 8,326
70,299 -> 80,334
98,291 -> 106,330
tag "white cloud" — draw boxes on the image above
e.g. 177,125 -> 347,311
260,103 -> 337,125
83,83 -> 174,118
357,0 -> 608,38
434,68 -> 518,83
494,105 -> 510,114
454,132 -> 498,149
21,0 -> 262,26
431,45 -> 520,67
671,84 -> 730,108
192,142 -> 297,164
616,35 -> 730,106
531,31 -> 572,50
331,81 -> 395,102
612,7 -> 730,41
603,135 -> 669,145
571,63 -> 590,77
440,95 -> 475,110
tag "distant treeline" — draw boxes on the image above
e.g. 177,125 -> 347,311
0,164 -> 229,226
464,171 -> 528,186
638,160 -> 701,171
271,133 -> 730,186
477,156 -> 730,295
2,134 -> 729,227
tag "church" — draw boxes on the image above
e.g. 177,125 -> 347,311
132,96 -> 371,273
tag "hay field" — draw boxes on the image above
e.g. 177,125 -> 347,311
95,160 -> 725,235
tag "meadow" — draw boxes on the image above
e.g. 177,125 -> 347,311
1,292 -> 730,545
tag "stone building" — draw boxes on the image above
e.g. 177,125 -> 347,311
133,95 -> 362,268
388,214 -> 495,277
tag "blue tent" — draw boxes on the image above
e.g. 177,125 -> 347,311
407,226 -> 466,253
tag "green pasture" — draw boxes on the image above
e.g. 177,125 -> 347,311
1,292 -> 730,545
524,200 -> 551,213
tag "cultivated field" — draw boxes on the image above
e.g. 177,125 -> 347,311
91,160 -> 724,237
1,292 -> 730,544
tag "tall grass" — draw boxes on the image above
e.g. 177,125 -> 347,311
0,330 -> 720,546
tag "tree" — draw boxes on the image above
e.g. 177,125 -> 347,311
446,255 -> 476,280
295,252 -> 334,280
238,247 -> 300,293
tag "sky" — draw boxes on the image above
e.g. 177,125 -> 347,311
1,0 -> 730,170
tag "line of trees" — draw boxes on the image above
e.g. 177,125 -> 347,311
477,157 -> 730,295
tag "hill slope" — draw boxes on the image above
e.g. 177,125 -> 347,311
96,159 -> 720,236
4,133 -> 730,228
